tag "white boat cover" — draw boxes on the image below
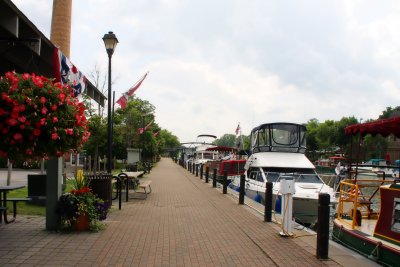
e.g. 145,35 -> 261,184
248,152 -> 315,169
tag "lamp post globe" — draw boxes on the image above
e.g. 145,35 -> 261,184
102,31 -> 118,174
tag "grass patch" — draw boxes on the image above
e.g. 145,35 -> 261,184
7,187 -> 45,216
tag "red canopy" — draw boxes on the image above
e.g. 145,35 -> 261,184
345,117 -> 400,137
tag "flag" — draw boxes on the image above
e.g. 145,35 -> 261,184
235,123 -> 241,135
116,95 -> 127,109
127,72 -> 148,96
117,72 -> 149,109
144,120 -> 153,131
52,47 -> 86,97
139,120 -> 154,134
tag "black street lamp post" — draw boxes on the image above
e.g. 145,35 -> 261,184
102,31 -> 118,174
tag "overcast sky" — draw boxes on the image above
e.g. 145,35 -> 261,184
12,0 -> 400,143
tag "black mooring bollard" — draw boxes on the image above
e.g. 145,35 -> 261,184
264,182 -> 273,222
192,163 -> 195,175
188,162 -> 191,172
223,171 -> 228,194
205,168 -> 209,183
213,169 -> 217,188
239,174 -> 245,204
195,164 -> 199,177
316,193 -> 330,259
200,164 -> 203,179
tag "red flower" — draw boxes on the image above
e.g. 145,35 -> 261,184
0,108 -> 5,116
51,104 -> 57,111
18,116 -> 26,123
41,107 -> 48,115
7,119 -> 18,126
33,129 -> 41,136
40,118 -> 46,125
21,73 -> 30,80
40,97 -> 46,104
51,132 -> 59,140
13,133 -> 23,142
53,117 -> 58,123
25,149 -> 33,155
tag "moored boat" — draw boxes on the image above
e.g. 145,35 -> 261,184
332,117 -> 400,266
229,122 -> 337,225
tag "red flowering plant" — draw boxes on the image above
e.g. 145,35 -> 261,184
57,170 -> 108,231
0,72 -> 90,161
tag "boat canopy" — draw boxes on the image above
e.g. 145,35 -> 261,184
250,123 -> 307,153
345,117 -> 400,137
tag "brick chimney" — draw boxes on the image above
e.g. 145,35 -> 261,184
50,0 -> 72,58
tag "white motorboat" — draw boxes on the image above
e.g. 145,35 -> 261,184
229,122 -> 337,225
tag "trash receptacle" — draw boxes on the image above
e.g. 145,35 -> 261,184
87,173 -> 112,207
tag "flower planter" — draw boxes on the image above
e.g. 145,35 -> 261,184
72,213 -> 89,231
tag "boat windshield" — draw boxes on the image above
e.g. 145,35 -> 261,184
251,123 -> 307,153
262,167 -> 323,184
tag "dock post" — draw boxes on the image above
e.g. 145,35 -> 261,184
316,193 -> 330,259
188,162 -> 191,172
213,169 -> 217,188
223,171 -> 227,194
195,164 -> 199,177
239,174 -> 245,204
192,163 -> 195,175
264,182 -> 273,222
205,168 -> 209,183
200,164 -> 203,179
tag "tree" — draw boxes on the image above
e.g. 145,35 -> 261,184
215,134 -> 236,147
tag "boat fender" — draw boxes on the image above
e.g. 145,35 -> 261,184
275,196 -> 281,213
253,194 -> 262,203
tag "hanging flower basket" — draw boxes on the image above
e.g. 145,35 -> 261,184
0,72 -> 90,161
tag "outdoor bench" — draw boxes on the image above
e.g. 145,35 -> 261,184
6,197 -> 32,218
137,180 -> 152,197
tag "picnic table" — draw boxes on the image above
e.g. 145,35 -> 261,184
118,171 -> 152,201
0,184 -> 25,224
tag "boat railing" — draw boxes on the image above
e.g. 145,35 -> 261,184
337,179 -> 393,229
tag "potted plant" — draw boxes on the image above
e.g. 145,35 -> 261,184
58,170 -> 109,231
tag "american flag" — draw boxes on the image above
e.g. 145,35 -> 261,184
235,123 -> 241,135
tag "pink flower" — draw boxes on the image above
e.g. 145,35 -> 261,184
40,97 -> 46,104
52,117 -> 58,123
51,132 -> 59,140
19,124 -> 26,130
25,149 -> 33,155
41,107 -> 48,115
18,116 -> 26,123
21,73 -> 30,80
65,128 -> 74,135
40,118 -> 46,125
51,104 -> 57,111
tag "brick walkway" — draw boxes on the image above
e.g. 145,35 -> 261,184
0,158 -> 373,266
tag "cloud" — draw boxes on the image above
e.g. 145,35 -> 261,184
11,0 -> 400,142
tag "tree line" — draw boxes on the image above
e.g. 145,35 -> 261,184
214,106 -> 400,162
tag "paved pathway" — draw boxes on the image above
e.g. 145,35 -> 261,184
0,158 -> 378,266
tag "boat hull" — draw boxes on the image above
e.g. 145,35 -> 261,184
332,219 -> 400,267
242,188 -> 320,225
